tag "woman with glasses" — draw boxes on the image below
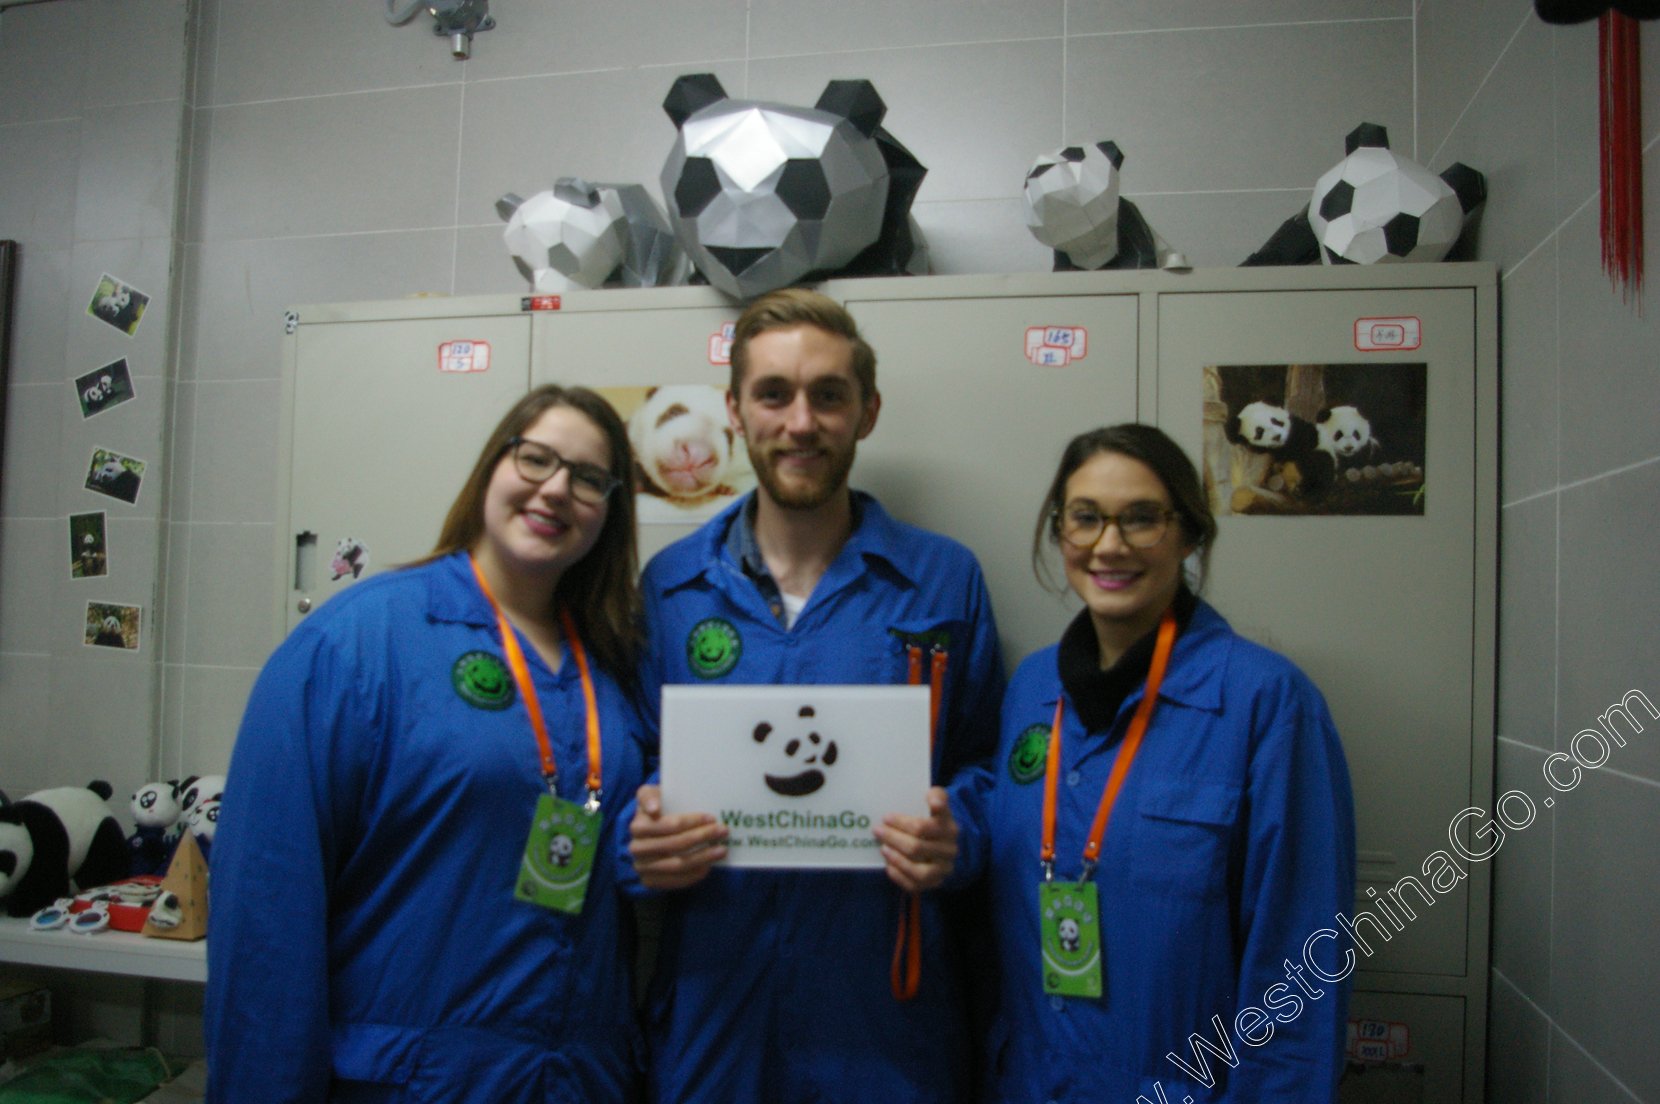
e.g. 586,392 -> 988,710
207,385 -> 648,1103
948,424 -> 1356,1103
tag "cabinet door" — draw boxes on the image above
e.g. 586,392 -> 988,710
845,292 -> 1139,672
530,298 -> 743,566
284,312 -> 532,632
1157,288 -> 1477,979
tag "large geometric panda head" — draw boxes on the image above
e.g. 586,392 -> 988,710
1308,124 -> 1465,264
1022,141 -> 1124,269
660,74 -> 891,299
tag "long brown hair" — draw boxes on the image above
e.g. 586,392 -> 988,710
423,384 -> 642,683
1031,423 -> 1218,593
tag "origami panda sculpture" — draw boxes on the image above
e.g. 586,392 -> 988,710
1244,123 -> 1486,265
498,179 -> 687,291
660,73 -> 928,299
1022,141 -> 1180,271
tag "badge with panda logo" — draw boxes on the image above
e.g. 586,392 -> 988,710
1039,880 -> 1102,998
1008,723 -> 1050,784
452,650 -> 514,710
686,618 -> 741,679
516,794 -> 600,915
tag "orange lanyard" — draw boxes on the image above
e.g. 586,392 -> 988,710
469,555 -> 603,811
1041,607 -> 1178,883
891,643 -> 948,1002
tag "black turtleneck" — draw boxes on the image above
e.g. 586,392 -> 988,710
1057,586 -> 1198,733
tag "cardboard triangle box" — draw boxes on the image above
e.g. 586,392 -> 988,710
142,831 -> 208,941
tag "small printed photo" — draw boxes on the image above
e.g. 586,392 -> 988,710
69,512 -> 109,579
74,358 -> 137,419
84,601 -> 141,651
1203,362 -> 1428,517
599,384 -> 755,525
84,447 -> 147,505
85,273 -> 151,337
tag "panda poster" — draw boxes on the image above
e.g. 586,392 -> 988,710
84,601 -> 141,651
1204,363 -> 1427,516
599,385 -> 756,524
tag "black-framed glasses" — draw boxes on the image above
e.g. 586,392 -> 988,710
1054,503 -> 1175,549
504,437 -> 620,506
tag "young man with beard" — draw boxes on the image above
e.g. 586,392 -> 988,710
625,287 -> 1005,1103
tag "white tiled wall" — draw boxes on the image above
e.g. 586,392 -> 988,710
1418,2 -> 1660,1101
3,1 -> 1657,1092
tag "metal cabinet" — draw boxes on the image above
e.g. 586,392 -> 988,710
276,265 -> 1496,1102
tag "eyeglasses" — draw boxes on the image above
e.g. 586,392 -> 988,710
504,437 -> 621,506
1054,503 -> 1175,549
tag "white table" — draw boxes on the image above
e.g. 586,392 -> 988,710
0,918 -> 206,983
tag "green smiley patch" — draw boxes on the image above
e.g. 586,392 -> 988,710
452,650 -> 514,710
1008,723 -> 1050,784
686,618 -> 741,680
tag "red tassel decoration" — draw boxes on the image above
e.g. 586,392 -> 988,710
1598,11 -> 1644,304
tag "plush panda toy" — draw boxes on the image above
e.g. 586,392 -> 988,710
128,781 -> 183,877
628,385 -> 740,506
1225,400 -> 1334,497
659,73 -> 927,298
179,775 -> 225,820
0,782 -> 130,917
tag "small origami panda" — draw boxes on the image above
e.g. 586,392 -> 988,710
1022,141 -> 1181,271
498,179 -> 687,292
1244,123 -> 1486,266
628,385 -> 740,506
660,73 -> 927,299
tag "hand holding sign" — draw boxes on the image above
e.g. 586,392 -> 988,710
628,784 -> 728,891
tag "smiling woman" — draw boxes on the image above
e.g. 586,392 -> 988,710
206,384 -> 652,1104
950,422 -> 1357,1103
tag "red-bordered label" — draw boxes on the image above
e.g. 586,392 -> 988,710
1346,1017 -> 1411,1062
521,295 -> 563,312
1354,317 -> 1422,351
709,322 -> 736,366
438,340 -> 491,374
1025,325 -> 1088,366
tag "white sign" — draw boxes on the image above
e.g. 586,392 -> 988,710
660,684 -> 931,869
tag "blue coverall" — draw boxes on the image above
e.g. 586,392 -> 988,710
952,600 -> 1356,1103
628,492 -> 1005,1104
207,552 -> 648,1103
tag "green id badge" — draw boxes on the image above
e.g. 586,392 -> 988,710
515,794 -> 600,915
1039,880 -> 1103,998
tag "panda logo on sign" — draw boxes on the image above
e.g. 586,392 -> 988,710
660,73 -> 927,299
753,705 -> 839,798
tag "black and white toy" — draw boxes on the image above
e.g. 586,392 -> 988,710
0,782 -> 130,917
178,775 -> 225,820
660,73 -> 927,299
1022,141 -> 1182,271
628,385 -> 739,506
128,781 -> 182,876
1244,123 -> 1486,266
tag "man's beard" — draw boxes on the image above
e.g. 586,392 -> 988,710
748,438 -> 857,511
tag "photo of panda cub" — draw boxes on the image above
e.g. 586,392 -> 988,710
1207,363 -> 1426,516
603,384 -> 757,524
